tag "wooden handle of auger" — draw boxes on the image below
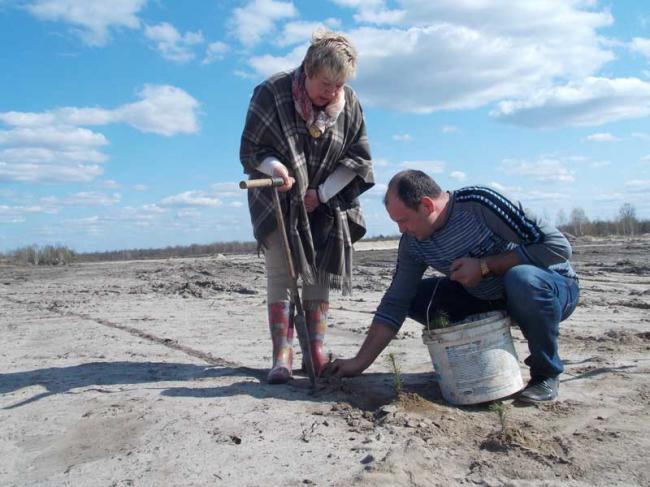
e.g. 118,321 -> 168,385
239,178 -> 285,189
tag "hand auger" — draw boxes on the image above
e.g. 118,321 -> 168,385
239,177 -> 317,388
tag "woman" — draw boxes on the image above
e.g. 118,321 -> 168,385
240,31 -> 374,384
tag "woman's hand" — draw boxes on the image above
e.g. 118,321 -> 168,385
304,189 -> 320,213
272,165 -> 294,193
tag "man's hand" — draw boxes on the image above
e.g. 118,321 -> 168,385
323,321 -> 397,379
304,189 -> 320,213
323,357 -> 366,378
450,257 -> 482,287
272,165 -> 295,193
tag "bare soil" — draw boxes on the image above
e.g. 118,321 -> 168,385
1,235 -> 649,486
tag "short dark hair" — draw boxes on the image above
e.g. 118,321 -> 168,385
384,170 -> 442,210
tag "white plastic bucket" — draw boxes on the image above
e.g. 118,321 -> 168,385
422,311 -> 523,405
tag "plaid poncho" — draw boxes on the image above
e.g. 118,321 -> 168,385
240,67 -> 374,294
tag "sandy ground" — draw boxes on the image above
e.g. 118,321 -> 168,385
1,236 -> 649,486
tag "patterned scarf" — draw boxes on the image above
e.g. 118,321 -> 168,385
291,68 -> 345,138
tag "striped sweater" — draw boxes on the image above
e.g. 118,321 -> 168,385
374,186 -> 576,331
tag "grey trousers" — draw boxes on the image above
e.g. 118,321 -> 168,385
264,229 -> 329,303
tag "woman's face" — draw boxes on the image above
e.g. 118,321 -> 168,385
305,69 -> 345,107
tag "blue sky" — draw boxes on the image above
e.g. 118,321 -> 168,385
1,0 -> 650,252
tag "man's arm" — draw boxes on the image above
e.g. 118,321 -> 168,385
450,250 -> 521,287
327,321 -> 396,377
327,236 -> 426,378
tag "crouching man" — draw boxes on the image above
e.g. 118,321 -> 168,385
327,170 -> 580,403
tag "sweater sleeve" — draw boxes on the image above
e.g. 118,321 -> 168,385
318,165 -> 357,203
373,236 -> 427,332
335,88 -> 374,187
469,189 -> 572,266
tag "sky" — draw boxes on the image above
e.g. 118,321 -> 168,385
1,0 -> 650,252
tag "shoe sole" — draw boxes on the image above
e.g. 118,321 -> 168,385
515,395 -> 558,404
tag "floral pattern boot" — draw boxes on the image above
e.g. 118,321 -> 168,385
267,301 -> 294,384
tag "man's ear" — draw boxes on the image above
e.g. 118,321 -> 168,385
420,196 -> 435,214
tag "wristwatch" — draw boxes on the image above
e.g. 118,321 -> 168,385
479,258 -> 491,278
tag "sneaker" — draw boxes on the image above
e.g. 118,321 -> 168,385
517,376 -> 559,403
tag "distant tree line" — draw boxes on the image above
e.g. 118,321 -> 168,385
2,245 -> 76,265
76,240 -> 259,262
557,203 -> 648,237
2,203 -> 645,265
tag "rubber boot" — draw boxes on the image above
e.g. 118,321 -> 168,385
304,300 -> 329,377
267,301 -> 294,384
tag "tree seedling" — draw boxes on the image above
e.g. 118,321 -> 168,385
387,352 -> 402,397
428,311 -> 450,329
489,401 -> 509,437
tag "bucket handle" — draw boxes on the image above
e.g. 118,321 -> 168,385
425,279 -> 441,333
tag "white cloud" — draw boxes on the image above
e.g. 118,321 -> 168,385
331,0 -> 404,25
0,161 -> 103,183
202,41 -> 229,64
392,133 -> 413,141
1,85 -> 200,135
133,184 -> 149,191
641,155 -> 650,163
521,190 -> 569,202
584,132 -> 621,142
114,85 -> 200,135
449,170 -> 466,181
230,0 -> 297,47
0,126 -> 108,148
625,179 -> 650,191
488,182 -> 521,194
233,69 -> 257,80
0,85 -> 199,184
161,191 -> 222,207
372,158 -> 390,167
25,0 -> 146,46
144,22 -> 204,63
629,37 -> 650,59
63,192 -> 121,206
501,158 -> 575,183
345,1 -> 610,112
212,182 -> 242,199
590,160 -> 611,168
0,146 -> 107,166
276,19 -> 341,47
0,205 -> 50,224
493,77 -> 650,128
176,208 -> 202,219
100,179 -> 120,189
248,44 -> 305,77
252,4 -> 612,113
400,160 -> 445,173
141,203 -> 164,213
441,125 -> 458,134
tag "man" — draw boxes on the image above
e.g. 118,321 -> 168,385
327,170 -> 580,403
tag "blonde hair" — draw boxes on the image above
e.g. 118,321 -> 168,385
302,30 -> 357,81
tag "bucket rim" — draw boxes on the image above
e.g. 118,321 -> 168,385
422,310 -> 509,339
